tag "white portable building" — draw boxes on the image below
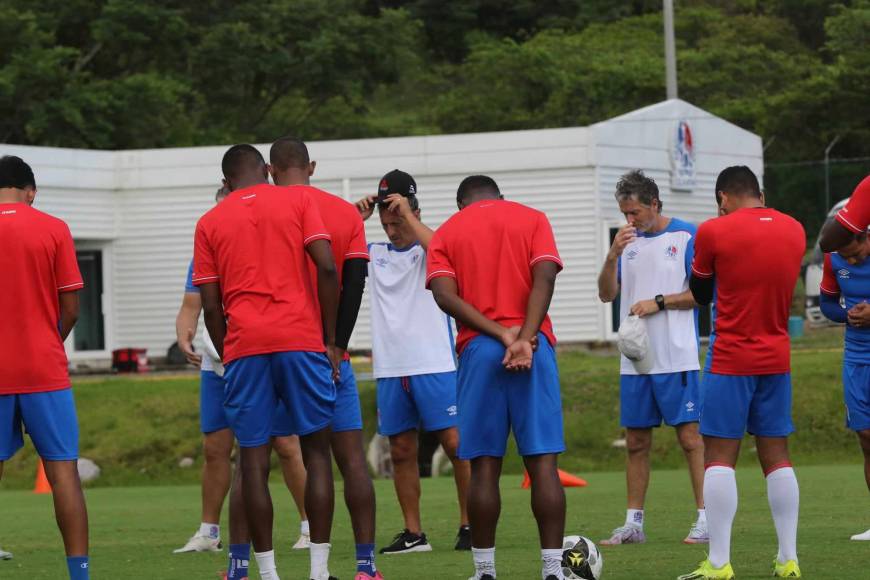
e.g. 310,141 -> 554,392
0,99 -> 762,365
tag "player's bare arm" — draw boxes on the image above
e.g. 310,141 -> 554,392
629,289 -> 698,318
430,276 -> 515,347
384,193 -> 435,249
356,195 -> 377,221
820,219 -> 854,253
504,261 -> 559,372
58,291 -> 80,341
175,292 -> 203,366
306,238 -> 341,376
598,223 -> 636,302
199,282 -> 227,359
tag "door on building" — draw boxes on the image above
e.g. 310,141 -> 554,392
74,250 -> 105,351
607,226 -> 711,338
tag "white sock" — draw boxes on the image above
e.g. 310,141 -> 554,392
300,519 -> 310,536
625,508 -> 644,528
704,466 -> 737,569
541,548 -> 563,579
472,546 -> 496,578
766,465 -> 799,563
309,542 -> 331,580
254,550 -> 279,580
697,508 -> 707,525
199,522 -> 220,539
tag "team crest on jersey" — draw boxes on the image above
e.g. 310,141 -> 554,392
412,253 -> 420,264
839,268 -> 851,279
665,244 -> 678,260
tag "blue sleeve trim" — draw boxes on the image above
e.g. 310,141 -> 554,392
184,260 -> 199,293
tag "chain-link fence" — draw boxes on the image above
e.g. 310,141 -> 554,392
765,158 -> 870,243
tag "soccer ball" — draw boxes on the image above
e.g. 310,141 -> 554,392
561,535 -> 603,580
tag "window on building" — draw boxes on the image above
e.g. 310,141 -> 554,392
75,250 -> 105,351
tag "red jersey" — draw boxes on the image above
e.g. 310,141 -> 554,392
691,207 -> 805,375
0,204 -> 83,394
193,184 -> 332,363
426,199 -> 563,354
292,185 -> 369,359
835,175 -> 870,233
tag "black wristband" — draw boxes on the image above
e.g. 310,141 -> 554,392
655,294 -> 666,311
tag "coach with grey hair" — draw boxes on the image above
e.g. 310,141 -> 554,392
596,170 -> 707,546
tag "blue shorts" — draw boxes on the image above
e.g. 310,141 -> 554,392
620,371 -> 701,428
273,361 -> 362,436
844,363 -> 870,432
223,352 -> 336,447
377,371 -> 458,436
700,372 -> 794,439
0,389 -> 79,461
201,370 -> 231,434
456,333 -> 565,459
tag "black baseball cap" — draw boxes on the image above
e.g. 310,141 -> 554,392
377,169 -> 417,204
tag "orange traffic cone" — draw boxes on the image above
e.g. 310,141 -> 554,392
33,459 -> 52,494
521,468 -> 587,489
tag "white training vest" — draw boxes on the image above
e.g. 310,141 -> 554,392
368,242 -> 456,379
618,218 -> 700,375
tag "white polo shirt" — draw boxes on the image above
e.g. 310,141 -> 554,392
618,218 -> 700,375
368,242 -> 457,379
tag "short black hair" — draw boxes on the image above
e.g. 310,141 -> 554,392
221,144 -> 265,182
269,136 -> 310,172
615,170 -> 660,211
716,166 -> 761,202
457,175 -> 500,204
0,155 -> 36,190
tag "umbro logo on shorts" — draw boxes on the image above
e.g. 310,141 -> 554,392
686,401 -> 695,412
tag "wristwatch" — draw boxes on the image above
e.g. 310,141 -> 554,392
655,294 -> 666,311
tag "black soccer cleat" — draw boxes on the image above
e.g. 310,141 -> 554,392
454,525 -> 472,551
379,529 -> 432,554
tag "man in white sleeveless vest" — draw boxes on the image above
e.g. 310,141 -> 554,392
357,170 -> 471,553
597,170 -> 707,546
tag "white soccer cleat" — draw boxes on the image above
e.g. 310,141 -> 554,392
683,520 -> 710,544
173,532 -> 222,553
850,528 -> 870,541
0,547 -> 12,560
292,532 -> 310,550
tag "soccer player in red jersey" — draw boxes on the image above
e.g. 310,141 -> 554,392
426,176 -> 567,580
268,136 -> 381,580
194,145 -> 340,580
0,156 -> 90,580
679,166 -> 805,580
820,174 -> 870,252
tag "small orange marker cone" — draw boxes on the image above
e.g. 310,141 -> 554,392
33,459 -> 52,494
521,468 -> 588,489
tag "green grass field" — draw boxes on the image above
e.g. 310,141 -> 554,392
1,466 -> 868,579
0,326 -> 866,578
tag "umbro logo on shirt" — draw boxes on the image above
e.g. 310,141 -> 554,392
839,269 -> 851,279
375,257 -> 388,268
626,249 -> 638,260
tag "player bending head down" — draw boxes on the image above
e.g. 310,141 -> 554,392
428,175 -> 568,580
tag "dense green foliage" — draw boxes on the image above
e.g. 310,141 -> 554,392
1,1 -> 867,160
2,466 -> 866,578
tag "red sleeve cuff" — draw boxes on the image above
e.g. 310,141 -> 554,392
57,281 -> 84,292
192,274 -> 219,285
530,255 -> 564,271
691,266 -> 713,278
835,211 -> 864,234
344,252 -> 370,260
819,284 -> 840,296
304,233 -> 332,245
